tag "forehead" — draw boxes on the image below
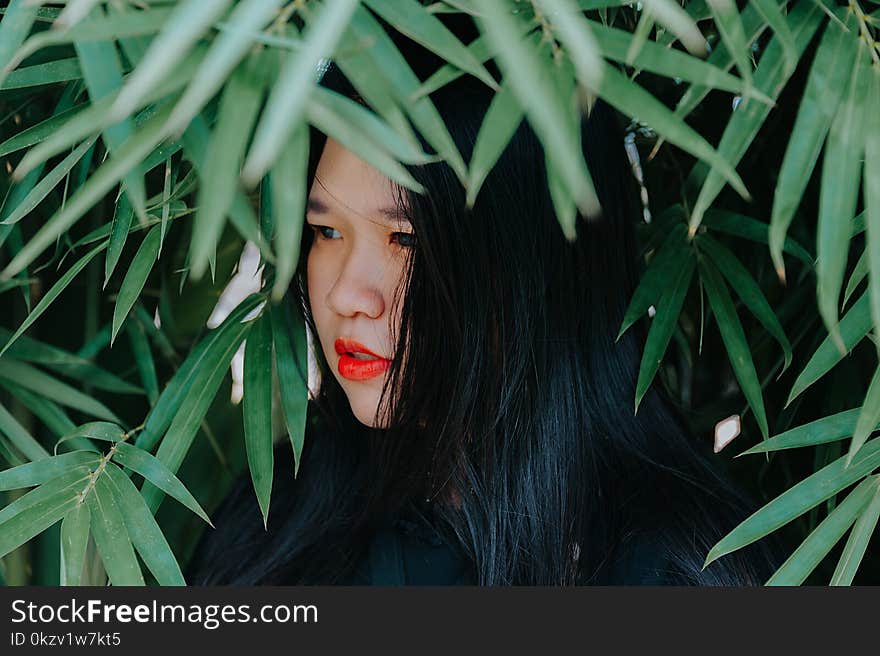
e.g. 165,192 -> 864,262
309,137 -> 406,224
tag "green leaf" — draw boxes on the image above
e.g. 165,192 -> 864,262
843,250 -> 868,310
0,451 -> 99,491
697,234 -> 792,376
305,89 -> 425,194
243,312 -> 274,528
830,483 -> 880,585
60,501 -> 90,586
107,0 -> 233,124
127,321 -> 159,406
54,422 -> 126,454
112,225 -> 161,346
134,293 -> 266,453
865,66 -> 880,348
87,473 -> 145,586
0,57 -> 82,90
769,11 -> 858,281
102,462 -> 185,586
750,0 -> 799,75
112,440 -> 212,526
1,100 -> 176,282
703,437 -> 880,569
0,0 -> 38,88
475,0 -> 600,217
639,0 -> 707,56
191,57 -> 264,281
271,302 -> 308,477
736,408 -> 869,457
270,124 -> 309,302
466,82 -> 523,209
848,364 -> 880,467
702,210 -> 814,268
634,256 -> 695,412
0,401 -> 50,463
0,465 -> 90,559
0,360 -> 121,423
164,0 -> 283,138
787,291 -> 871,406
704,0 -> 752,89
699,257 -> 769,440
687,1 -> 824,231
619,222 -> 689,339
346,3 -> 467,184
766,475 -> 880,585
363,0 -> 497,91
242,0 -> 359,186
104,194 -> 134,287
816,40 -> 872,354
141,295 -> 262,513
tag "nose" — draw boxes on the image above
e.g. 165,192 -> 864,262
324,246 -> 386,320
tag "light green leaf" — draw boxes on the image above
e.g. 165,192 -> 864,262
816,40 -> 872,354
0,104 -> 84,159
848,364 -> 880,467
865,67 -> 880,347
466,82 -> 523,209
102,462 -> 185,585
243,312 -> 273,528
634,256 -> 695,412
191,57 -> 264,281
54,422 -> 126,455
704,0 -> 752,89
769,11 -> 857,281
108,0 -> 233,124
164,0 -> 283,137
831,483 -> 880,585
766,475 -> 880,585
242,0 -> 359,186
270,123 -> 309,302
104,194 -> 134,287
704,437 -> 880,569
60,501 -> 90,586
0,0 -> 38,88
787,291 -> 871,406
0,57 -> 82,90
640,0 -> 707,56
112,226 -> 161,346
750,0 -> 799,75
87,473 -> 145,586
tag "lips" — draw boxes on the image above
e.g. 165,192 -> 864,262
334,338 -> 390,381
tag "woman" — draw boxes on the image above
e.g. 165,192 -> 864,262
186,15 -> 783,586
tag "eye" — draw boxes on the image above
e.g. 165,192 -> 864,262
309,224 -> 341,241
391,232 -> 416,248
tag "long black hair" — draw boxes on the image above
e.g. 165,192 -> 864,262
186,11 -> 783,586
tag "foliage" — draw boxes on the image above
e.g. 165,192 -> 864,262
1,0 -> 879,586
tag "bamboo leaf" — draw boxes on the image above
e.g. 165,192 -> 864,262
704,0 -> 752,89
102,462 -> 185,585
271,302 -> 309,477
0,57 -> 81,90
0,451 -> 98,491
87,473 -> 145,586
704,437 -> 880,569
697,234 -> 792,376
0,0 -> 38,88
702,210 -> 814,268
104,194 -> 134,288
53,422 -> 125,454
60,501 -> 90,586
111,226 -> 161,346
243,0 -> 359,186
639,0 -> 707,56
787,291 -> 871,406
634,256 -> 695,412
270,123 -> 309,301
736,408 -> 871,456
830,483 -> 880,585
0,401 -> 50,463
766,475 -> 880,585
127,321 -> 159,406
191,57 -> 264,281
769,11 -> 857,281
865,66 -> 880,346
113,440 -> 212,526
848,364 -> 880,467
699,257 -> 769,440
108,0 -> 233,124
816,40 -> 871,354
750,0 -> 799,75
243,312 -> 273,528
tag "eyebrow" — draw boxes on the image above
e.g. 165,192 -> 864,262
307,197 -> 411,226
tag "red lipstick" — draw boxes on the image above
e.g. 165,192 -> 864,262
334,338 -> 390,381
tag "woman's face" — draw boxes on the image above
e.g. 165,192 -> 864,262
306,137 -> 415,428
